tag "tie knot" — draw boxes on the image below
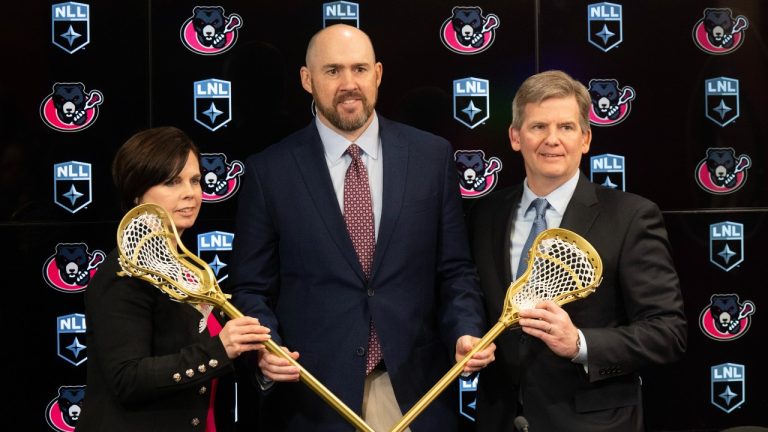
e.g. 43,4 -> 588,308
530,198 -> 549,218
346,143 -> 362,160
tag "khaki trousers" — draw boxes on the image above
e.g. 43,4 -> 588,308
362,370 -> 411,432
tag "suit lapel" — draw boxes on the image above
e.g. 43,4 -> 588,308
291,123 -> 365,280
371,118 -> 407,280
494,186 -> 522,287
561,173 -> 600,234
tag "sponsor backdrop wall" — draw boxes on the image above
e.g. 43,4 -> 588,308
3,0 -> 766,430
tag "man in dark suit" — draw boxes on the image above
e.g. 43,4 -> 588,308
229,24 -> 495,432
468,70 -> 687,431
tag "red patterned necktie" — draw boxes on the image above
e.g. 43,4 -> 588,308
343,144 -> 382,375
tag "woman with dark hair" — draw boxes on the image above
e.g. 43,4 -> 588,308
77,127 -> 270,431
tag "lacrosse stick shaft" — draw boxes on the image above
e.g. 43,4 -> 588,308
390,320 -> 510,432
220,302 -> 375,432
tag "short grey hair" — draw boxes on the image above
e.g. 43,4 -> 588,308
511,70 -> 591,132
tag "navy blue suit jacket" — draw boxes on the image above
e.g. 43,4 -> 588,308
229,116 -> 487,431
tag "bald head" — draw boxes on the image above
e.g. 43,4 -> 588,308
305,24 -> 377,68
300,24 -> 382,140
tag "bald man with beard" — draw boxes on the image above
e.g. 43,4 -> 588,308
230,25 -> 495,432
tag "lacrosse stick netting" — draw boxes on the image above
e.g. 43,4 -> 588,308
391,228 -> 603,432
116,203 -> 375,432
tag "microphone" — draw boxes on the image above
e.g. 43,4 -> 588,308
513,415 -> 530,432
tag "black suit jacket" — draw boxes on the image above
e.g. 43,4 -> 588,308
468,174 -> 687,432
76,249 -> 237,432
229,116 -> 487,431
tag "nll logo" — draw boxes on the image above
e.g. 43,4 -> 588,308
590,154 -> 625,190
709,221 -> 744,272
57,313 -> 87,366
323,1 -> 359,28
53,161 -> 92,214
587,2 -> 622,52
194,79 -> 232,131
453,77 -> 490,129
52,2 -> 90,54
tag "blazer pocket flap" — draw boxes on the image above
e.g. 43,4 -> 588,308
402,195 -> 438,213
573,379 -> 639,413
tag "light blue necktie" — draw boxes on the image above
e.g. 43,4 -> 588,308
516,198 -> 549,279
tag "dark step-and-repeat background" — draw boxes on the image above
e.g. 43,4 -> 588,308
3,1 -> 766,431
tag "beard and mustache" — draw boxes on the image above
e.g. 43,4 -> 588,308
314,89 -> 376,132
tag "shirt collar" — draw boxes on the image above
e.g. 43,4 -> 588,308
521,170 -> 580,216
316,112 -> 380,164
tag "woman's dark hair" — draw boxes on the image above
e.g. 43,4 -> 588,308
112,126 -> 199,211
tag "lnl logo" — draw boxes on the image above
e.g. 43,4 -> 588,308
453,77 -> 490,129
711,363 -> 745,413
194,79 -> 232,131
459,372 -> 479,421
705,77 -> 739,127
709,221 -> 744,272
198,231 -> 234,284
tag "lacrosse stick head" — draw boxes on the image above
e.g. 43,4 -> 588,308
116,203 -> 234,315
501,228 -> 603,326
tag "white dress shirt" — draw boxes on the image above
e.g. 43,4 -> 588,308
316,113 -> 383,240
509,170 -> 588,366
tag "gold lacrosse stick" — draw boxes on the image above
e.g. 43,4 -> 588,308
116,203 -> 375,432
390,228 -> 603,432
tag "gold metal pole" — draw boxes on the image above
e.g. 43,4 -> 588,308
390,321 -> 510,432
117,204 -> 376,432
222,303 -> 375,432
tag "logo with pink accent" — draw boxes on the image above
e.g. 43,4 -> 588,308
40,82 -> 103,132
200,153 -> 244,203
43,243 -> 105,293
692,8 -> 748,55
695,148 -> 751,195
588,78 -> 634,126
180,6 -> 242,56
699,294 -> 755,341
46,385 -> 85,431
440,6 -> 499,55
455,150 -> 502,199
